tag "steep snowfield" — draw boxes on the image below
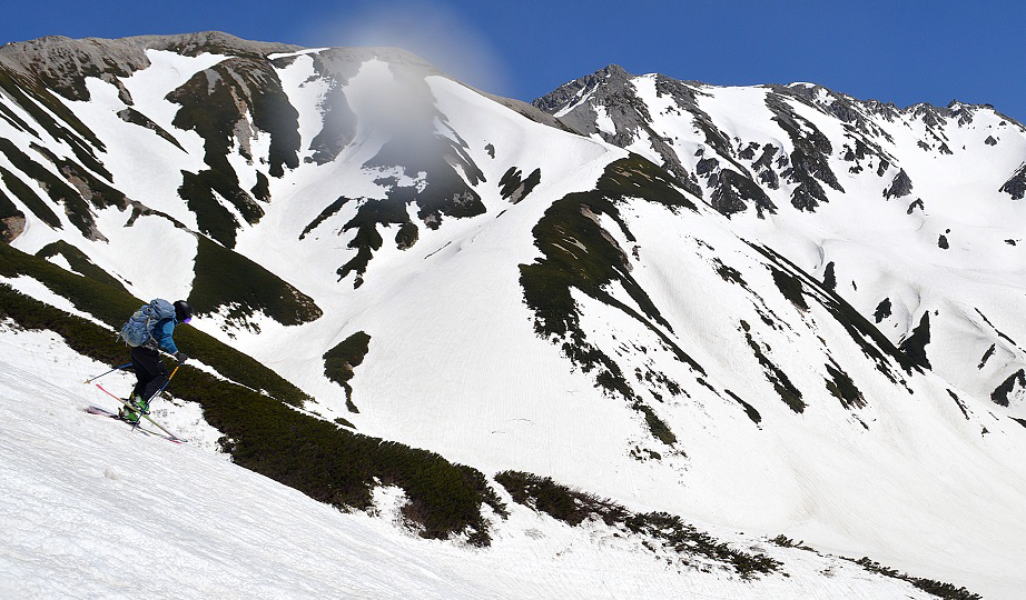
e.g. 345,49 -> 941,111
2,327 -> 956,599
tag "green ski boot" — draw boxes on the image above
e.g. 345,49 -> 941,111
118,405 -> 141,424
129,394 -> 151,415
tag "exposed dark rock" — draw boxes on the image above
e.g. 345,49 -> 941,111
498,166 -> 541,204
938,234 -> 949,249
167,55 -> 308,245
395,222 -> 419,249
306,62 -> 357,165
751,145 -> 780,190
740,320 -> 805,413
899,313 -> 931,370
533,66 -> 705,198
363,133 -> 485,233
0,61 -> 108,174
974,308 -> 1023,350
758,168 -> 780,189
825,360 -> 866,409
978,344 -> 996,369
723,389 -> 762,424
0,213 -> 25,242
770,267 -> 809,311
0,186 -> 25,242
710,169 -> 776,218
117,108 -> 184,150
883,169 -> 913,199
764,94 -> 843,210
0,35 -> 148,102
907,198 -> 924,214
177,170 -> 245,248
695,157 -> 719,176
300,197 -> 351,240
946,390 -> 970,420
1000,163 -> 1026,200
484,143 -> 495,158
823,261 -> 836,290
984,135 -> 997,146
250,172 -> 270,203
873,298 -> 892,323
335,192 -> 414,285
168,57 -> 301,179
991,369 -> 1025,406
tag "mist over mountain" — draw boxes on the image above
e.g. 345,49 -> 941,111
2,32 -> 1024,599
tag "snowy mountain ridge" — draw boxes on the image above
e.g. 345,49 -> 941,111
534,63 -> 1026,410
1,32 -> 1025,598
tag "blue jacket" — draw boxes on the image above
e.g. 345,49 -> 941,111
151,318 -> 179,354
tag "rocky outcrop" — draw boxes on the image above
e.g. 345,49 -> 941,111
0,186 -> 25,241
884,169 -> 913,199
1000,163 -> 1026,200
534,66 -> 703,198
0,32 -> 299,103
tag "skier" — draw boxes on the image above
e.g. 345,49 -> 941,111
118,299 -> 192,424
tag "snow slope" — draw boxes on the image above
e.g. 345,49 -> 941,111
0,326 -> 964,599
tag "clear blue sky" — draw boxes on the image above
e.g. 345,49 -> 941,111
3,0 -> 1023,123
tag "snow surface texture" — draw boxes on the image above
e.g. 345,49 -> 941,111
1,34 -> 1024,598
0,327 -> 956,599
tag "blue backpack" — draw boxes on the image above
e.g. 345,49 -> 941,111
120,299 -> 176,347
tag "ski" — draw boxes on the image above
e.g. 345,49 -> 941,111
93,384 -> 188,443
83,405 -> 184,443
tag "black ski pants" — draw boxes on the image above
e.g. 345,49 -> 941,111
131,346 -> 167,402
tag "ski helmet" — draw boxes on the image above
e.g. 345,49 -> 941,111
174,300 -> 193,324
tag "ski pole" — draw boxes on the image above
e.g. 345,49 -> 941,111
84,363 -> 132,384
146,365 -> 181,404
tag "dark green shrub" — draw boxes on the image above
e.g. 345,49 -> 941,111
0,165 -> 61,229
518,156 -> 708,446
0,283 -> 505,544
0,242 -> 308,405
495,471 -> 781,578
189,235 -> 322,329
323,331 -> 370,412
35,240 -> 127,292
850,557 -> 981,600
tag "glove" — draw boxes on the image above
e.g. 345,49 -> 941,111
174,351 -> 189,364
